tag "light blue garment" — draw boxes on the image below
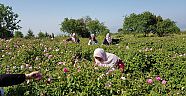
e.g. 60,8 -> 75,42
0,87 -> 4,96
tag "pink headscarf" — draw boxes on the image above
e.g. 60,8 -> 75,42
93,48 -> 119,67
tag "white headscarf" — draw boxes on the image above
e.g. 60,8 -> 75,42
93,48 -> 119,68
106,33 -> 112,44
71,33 -> 76,42
91,34 -> 95,38
72,33 -> 76,37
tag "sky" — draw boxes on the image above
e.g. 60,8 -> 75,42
0,0 -> 186,36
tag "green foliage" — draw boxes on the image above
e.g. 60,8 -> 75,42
0,34 -> 186,95
60,18 -> 89,38
123,11 -> 157,37
25,29 -> 35,39
123,13 -> 138,32
37,32 -> 45,38
60,16 -> 109,37
60,18 -> 78,34
14,31 -> 23,38
122,11 -> 180,37
86,19 -> 109,35
156,19 -> 180,37
0,3 -> 21,39
37,32 -> 54,39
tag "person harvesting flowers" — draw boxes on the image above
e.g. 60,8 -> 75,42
93,48 -> 125,73
0,71 -> 42,87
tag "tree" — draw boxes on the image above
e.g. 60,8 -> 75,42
123,11 -> 157,36
122,11 -> 180,37
81,16 -> 109,36
60,16 -> 109,37
14,31 -> 23,38
60,18 -> 89,38
76,18 -> 89,38
0,3 -> 21,39
25,29 -> 35,39
38,31 -> 45,38
60,18 -> 77,34
123,13 -> 139,32
86,19 -> 104,35
156,19 -> 180,37
138,12 -> 157,36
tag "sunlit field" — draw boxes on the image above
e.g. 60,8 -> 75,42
1,33 -> 186,95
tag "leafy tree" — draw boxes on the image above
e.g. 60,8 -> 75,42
156,19 -> 180,37
123,11 -> 157,36
138,12 -> 157,36
86,19 -> 105,35
38,31 -> 45,38
99,24 -> 110,36
82,16 -> 109,36
60,18 -> 77,34
122,11 -> 180,37
25,29 -> 35,39
123,13 -> 139,32
60,18 -> 89,38
156,15 -> 163,22
14,31 -> 23,38
60,16 -> 109,37
0,3 -> 21,39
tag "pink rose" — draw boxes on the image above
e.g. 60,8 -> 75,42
63,68 -> 69,73
48,55 -> 53,59
162,80 -> 167,85
146,79 -> 153,84
155,76 -> 161,81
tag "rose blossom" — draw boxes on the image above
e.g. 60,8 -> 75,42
155,76 -> 161,81
63,68 -> 69,73
162,80 -> 167,85
146,79 -> 153,84
48,55 -> 53,59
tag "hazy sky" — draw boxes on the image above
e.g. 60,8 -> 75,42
0,0 -> 186,35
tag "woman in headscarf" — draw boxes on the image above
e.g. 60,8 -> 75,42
103,33 -> 112,45
66,33 -> 80,43
88,34 -> 98,45
93,48 -> 125,73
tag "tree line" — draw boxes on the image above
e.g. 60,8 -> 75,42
120,11 -> 180,37
0,3 -> 184,39
14,29 -> 55,39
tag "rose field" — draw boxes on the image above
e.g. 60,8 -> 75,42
0,34 -> 186,96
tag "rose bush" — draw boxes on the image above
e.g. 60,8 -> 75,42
0,34 -> 186,95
